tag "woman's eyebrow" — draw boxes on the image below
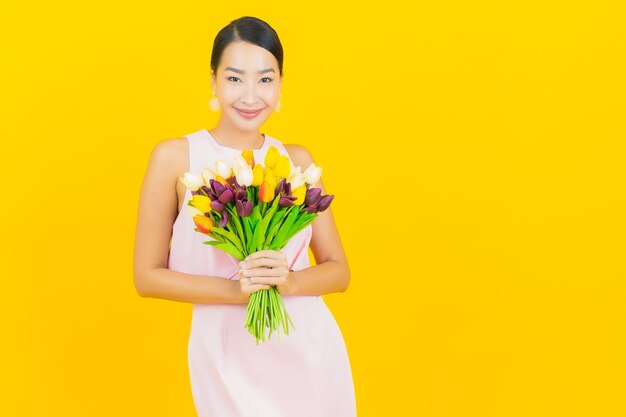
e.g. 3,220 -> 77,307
225,67 -> 275,75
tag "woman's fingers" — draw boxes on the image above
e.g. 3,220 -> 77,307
249,276 -> 282,285
241,267 -> 283,277
239,256 -> 286,270
239,276 -> 270,295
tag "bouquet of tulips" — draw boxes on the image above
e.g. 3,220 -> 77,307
179,145 -> 334,344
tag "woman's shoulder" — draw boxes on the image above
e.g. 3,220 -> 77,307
281,142 -> 316,170
147,136 -> 188,174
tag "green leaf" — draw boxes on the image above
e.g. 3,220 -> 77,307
265,209 -> 289,248
255,197 -> 280,251
289,212 -> 318,236
211,227 -> 245,253
270,206 -> 300,250
244,217 -> 256,254
242,216 -> 253,249
251,209 -> 269,252
204,240 -> 244,260
225,205 -> 245,246
250,205 -> 262,230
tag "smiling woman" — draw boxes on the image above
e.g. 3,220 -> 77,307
132,15 -> 356,417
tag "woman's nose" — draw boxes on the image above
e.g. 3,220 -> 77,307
241,84 -> 258,104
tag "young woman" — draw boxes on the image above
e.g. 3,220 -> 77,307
133,16 -> 356,417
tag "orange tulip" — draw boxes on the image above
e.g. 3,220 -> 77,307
193,214 -> 214,234
241,150 -> 255,168
259,180 -> 275,202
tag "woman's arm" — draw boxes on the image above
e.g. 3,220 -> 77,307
281,144 -> 352,296
133,138 -> 247,304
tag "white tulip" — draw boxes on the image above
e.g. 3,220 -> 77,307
215,160 -> 232,179
231,155 -> 248,177
236,164 -> 254,186
179,172 -> 204,191
303,163 -> 322,186
289,169 -> 307,190
288,165 -> 301,179
201,168 -> 217,186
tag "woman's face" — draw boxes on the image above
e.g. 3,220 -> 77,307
212,40 -> 282,132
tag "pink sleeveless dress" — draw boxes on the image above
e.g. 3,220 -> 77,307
168,128 -> 356,417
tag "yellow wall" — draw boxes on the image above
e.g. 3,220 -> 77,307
2,1 -> 625,416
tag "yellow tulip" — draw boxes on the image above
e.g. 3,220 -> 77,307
264,146 -> 280,169
274,155 -> 291,179
191,195 -> 212,213
242,150 -> 255,168
292,184 -> 307,205
215,175 -> 228,185
263,167 -> 277,186
251,164 -> 264,186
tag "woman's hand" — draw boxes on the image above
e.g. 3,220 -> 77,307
238,250 -> 295,296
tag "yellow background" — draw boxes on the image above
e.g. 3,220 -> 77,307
2,1 -> 625,416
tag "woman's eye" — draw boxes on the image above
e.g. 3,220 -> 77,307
227,76 -> 272,83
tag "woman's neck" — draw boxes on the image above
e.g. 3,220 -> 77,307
209,123 -> 264,150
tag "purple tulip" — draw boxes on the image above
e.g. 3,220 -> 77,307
275,178 -> 286,195
236,198 -> 253,216
210,200 -> 225,212
316,195 -> 334,212
275,178 -> 291,196
305,187 -> 322,206
219,209 -> 229,227
192,184 -> 213,199
209,179 -> 224,196
279,195 -> 297,207
299,205 -> 317,214
218,188 -> 234,204
273,177 -> 298,208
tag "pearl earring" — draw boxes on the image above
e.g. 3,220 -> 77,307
275,94 -> 282,114
209,92 -> 220,112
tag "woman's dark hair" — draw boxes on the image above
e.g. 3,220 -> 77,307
211,16 -> 284,76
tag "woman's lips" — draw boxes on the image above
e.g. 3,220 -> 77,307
235,107 -> 263,119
